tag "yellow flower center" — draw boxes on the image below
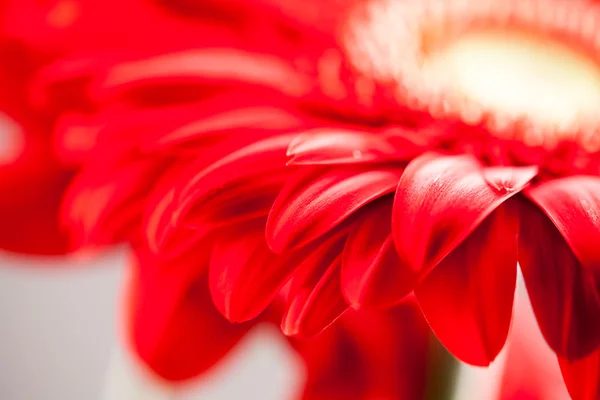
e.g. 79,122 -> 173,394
344,0 -> 600,148
422,28 -> 600,131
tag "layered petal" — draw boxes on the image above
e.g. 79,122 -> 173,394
209,219 -> 311,322
293,304 -> 430,400
143,100 -> 304,153
415,203 -> 518,366
287,126 -> 423,165
63,158 -> 167,246
342,197 -> 416,307
520,177 -> 600,360
175,134 -> 295,227
267,165 -> 403,252
393,153 -> 536,278
124,248 -> 250,382
282,233 -> 350,337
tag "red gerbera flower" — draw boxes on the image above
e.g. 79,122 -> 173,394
32,1 -> 436,397
44,0 -> 600,397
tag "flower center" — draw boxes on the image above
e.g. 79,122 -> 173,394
344,0 -> 600,150
421,28 -> 600,131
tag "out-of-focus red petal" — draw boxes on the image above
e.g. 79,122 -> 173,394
267,166 -> 403,252
142,162 -> 214,257
393,153 -> 536,278
293,303 -> 430,400
94,49 -> 312,101
415,203 -> 518,366
282,233 -> 349,337
0,125 -> 73,255
559,351 -> 600,400
520,177 -> 600,360
174,134 -> 295,226
2,0 -> 244,54
124,248 -> 250,382
287,127 -> 422,165
209,219 -> 309,322
341,197 -> 416,307
63,158 -> 166,247
143,102 -> 304,153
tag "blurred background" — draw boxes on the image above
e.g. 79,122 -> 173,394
0,249 -> 542,400
0,250 -> 304,400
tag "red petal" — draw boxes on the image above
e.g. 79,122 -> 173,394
94,49 -> 312,101
0,125 -> 72,255
415,203 -> 518,366
267,166 -> 403,252
559,351 -> 600,400
342,197 -> 416,307
282,233 -> 349,337
174,135 -> 294,225
63,158 -> 166,246
140,93 -> 304,153
393,153 -> 536,278
520,177 -> 600,359
124,248 -> 249,382
143,185 -> 212,259
287,127 -> 421,165
294,304 -> 430,400
209,220 -> 309,322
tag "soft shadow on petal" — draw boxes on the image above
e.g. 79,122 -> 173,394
520,181 -> 600,360
209,218 -> 312,323
282,233 -> 350,337
342,196 -> 416,307
124,248 -> 250,382
559,350 -> 600,400
415,203 -> 518,366
267,165 -> 402,252
393,153 -> 536,278
175,134 -> 295,225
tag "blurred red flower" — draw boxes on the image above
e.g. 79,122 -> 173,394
33,0 -> 600,397
19,0 -> 433,398
0,34 -> 72,254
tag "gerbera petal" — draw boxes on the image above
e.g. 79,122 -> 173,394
415,203 -> 518,366
140,94 -> 304,152
342,197 -> 416,307
287,127 -> 421,165
151,107 -> 301,149
559,351 -> 600,400
294,304 -> 430,400
209,219 -> 309,322
282,233 -> 349,337
267,166 -> 403,252
124,249 -> 249,382
63,159 -> 166,246
393,153 -> 536,277
174,135 -> 295,225
143,165 -> 213,257
94,49 -> 312,101
520,177 -> 600,359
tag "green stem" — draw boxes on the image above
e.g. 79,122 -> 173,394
424,336 -> 459,400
